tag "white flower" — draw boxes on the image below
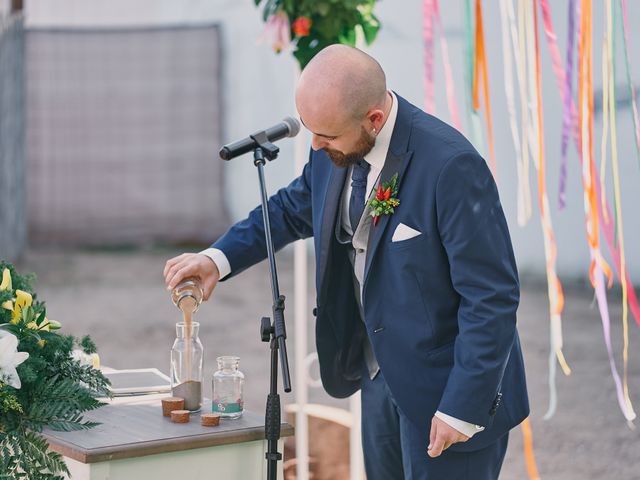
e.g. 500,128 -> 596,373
0,330 -> 29,389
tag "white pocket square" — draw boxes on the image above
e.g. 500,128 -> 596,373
392,223 -> 422,242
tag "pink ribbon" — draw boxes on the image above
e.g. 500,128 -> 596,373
423,0 -> 435,114
423,0 -> 463,132
433,0 -> 463,131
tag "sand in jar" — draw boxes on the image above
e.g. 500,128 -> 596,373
170,279 -> 203,412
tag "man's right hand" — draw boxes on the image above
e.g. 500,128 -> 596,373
164,253 -> 220,301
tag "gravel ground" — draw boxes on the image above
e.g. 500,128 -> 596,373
15,248 -> 640,480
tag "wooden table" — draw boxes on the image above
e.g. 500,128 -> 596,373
44,398 -> 293,480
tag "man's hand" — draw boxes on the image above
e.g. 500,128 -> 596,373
164,253 -> 220,301
427,415 -> 469,458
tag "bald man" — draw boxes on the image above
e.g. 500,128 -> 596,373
165,45 -> 529,479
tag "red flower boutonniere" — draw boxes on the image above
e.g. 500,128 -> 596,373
368,173 -> 400,226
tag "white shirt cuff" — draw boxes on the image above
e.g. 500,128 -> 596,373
435,411 -> 485,438
199,248 -> 231,280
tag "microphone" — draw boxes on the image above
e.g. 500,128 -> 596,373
219,117 -> 301,160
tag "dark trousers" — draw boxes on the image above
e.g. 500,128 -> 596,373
360,368 -> 509,480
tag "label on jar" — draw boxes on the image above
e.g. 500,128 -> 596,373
212,399 -> 243,414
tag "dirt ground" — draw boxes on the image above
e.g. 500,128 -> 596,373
16,248 -> 640,480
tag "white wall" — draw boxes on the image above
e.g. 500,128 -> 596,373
0,1 -> 10,16
25,0 -> 640,282
26,0 -> 300,224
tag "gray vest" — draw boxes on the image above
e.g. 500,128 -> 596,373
335,187 -> 380,380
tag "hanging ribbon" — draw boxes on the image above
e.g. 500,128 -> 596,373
577,0 -> 635,424
538,0 -> 640,327
559,0 -> 577,209
423,0 -> 436,114
423,0 -> 463,132
433,0 -> 463,132
600,1 -> 610,226
539,0 -> 579,210
464,0 -> 486,156
472,0 -> 497,179
521,417 -> 541,480
530,0 -> 571,421
601,0 -> 636,422
577,0 -> 614,294
619,0 -> 640,165
518,0 -> 534,228
499,0 -> 532,227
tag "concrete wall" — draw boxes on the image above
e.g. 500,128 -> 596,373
0,15 -> 26,262
24,0 -> 640,282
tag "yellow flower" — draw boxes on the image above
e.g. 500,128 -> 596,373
25,317 -> 60,331
1,300 -> 13,311
47,319 -> 62,330
11,290 -> 32,324
26,321 -> 47,331
0,269 -> 11,291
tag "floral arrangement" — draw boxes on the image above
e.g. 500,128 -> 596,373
0,262 -> 110,479
368,173 -> 401,225
256,0 -> 381,69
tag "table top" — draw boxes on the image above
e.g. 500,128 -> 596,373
43,399 -> 294,464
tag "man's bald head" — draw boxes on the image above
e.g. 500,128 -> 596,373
296,45 -> 387,127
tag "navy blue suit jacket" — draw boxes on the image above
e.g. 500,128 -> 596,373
214,94 -> 529,451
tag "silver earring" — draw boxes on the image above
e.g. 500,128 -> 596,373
372,128 -> 377,135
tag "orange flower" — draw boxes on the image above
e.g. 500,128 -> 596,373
292,16 -> 312,37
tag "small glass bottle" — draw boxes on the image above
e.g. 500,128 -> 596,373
170,321 -> 204,412
171,278 -> 204,313
212,356 -> 244,419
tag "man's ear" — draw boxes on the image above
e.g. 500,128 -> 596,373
367,109 -> 385,132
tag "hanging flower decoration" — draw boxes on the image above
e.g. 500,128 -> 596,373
263,10 -> 291,53
292,16 -> 312,37
255,0 -> 381,69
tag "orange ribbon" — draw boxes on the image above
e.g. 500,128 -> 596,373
521,417 -> 541,480
472,0 -> 497,179
578,0 -> 614,289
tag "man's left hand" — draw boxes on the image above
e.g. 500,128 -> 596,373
427,415 -> 469,458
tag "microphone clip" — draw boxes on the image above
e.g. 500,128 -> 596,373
250,130 -> 280,164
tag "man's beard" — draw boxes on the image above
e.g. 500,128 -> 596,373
324,127 -> 376,168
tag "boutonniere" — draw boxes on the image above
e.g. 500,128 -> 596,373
368,173 -> 400,225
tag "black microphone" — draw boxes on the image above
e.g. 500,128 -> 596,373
219,117 -> 301,160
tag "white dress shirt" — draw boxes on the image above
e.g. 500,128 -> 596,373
201,91 -> 483,438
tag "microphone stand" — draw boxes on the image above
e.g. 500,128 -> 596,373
249,130 -> 292,480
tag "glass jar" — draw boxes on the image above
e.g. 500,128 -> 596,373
212,356 -> 244,419
171,278 -> 204,313
170,321 -> 204,412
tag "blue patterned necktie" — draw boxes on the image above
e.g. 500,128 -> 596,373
349,159 -> 371,233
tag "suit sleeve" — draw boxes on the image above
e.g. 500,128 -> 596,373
435,151 -> 520,427
212,155 -> 314,279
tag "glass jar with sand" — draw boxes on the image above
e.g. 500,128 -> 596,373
170,321 -> 204,411
170,278 -> 205,412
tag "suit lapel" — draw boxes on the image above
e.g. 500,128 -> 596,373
318,163 -> 348,299
363,94 -> 415,287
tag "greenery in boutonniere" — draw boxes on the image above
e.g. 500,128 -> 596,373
255,0 -> 381,69
368,173 -> 401,225
0,263 -> 110,479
